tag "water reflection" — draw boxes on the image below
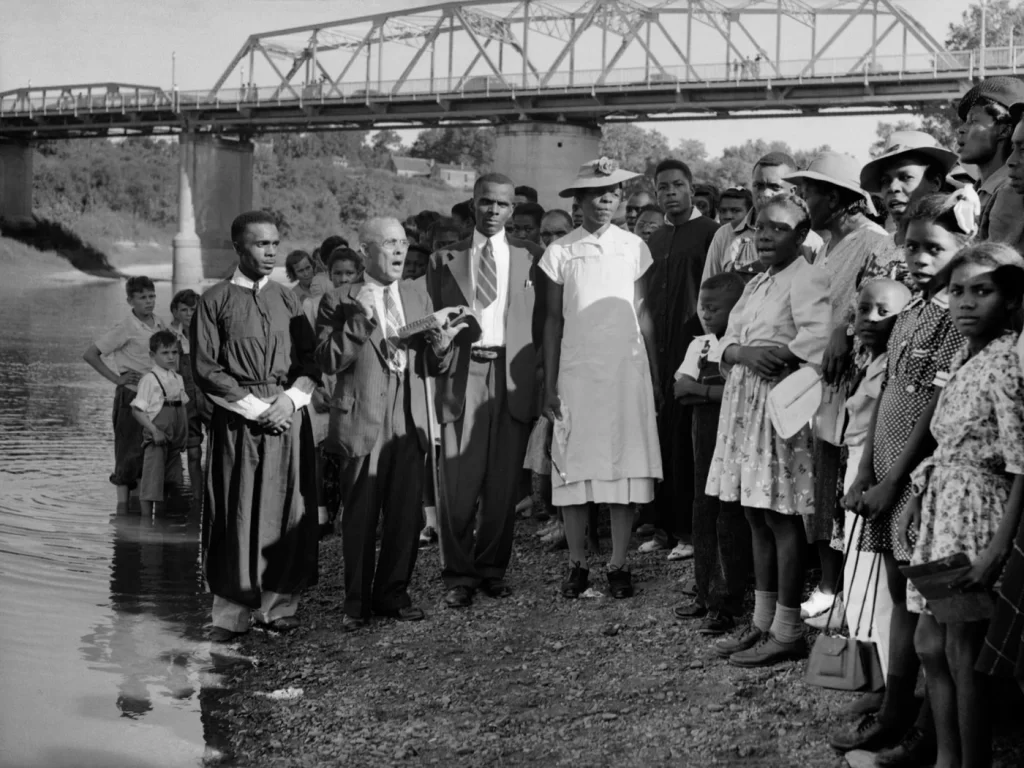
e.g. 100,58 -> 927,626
0,269 -> 241,768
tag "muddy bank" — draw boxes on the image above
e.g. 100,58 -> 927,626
215,519 -> 1024,767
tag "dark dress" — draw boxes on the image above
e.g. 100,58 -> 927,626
190,279 -> 320,608
646,217 -> 721,542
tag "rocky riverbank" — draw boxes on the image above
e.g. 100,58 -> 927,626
211,518 -> 1024,767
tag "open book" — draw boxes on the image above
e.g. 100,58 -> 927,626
397,306 -> 482,340
900,553 -> 995,624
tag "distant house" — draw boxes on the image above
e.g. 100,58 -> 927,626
431,163 -> 477,190
388,155 -> 433,178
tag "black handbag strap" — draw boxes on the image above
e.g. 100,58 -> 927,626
822,514 -> 882,640
853,546 -> 883,641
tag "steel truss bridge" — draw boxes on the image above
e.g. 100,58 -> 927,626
0,0 -> 1014,140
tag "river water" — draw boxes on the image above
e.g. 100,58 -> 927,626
0,253 -> 241,768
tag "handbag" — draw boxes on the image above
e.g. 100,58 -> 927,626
805,517 -> 885,692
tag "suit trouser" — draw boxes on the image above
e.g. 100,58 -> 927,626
338,371 -> 423,618
438,356 -> 530,590
691,404 -> 751,617
653,397 -> 694,544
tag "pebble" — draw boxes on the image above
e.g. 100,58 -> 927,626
689,660 -> 704,669
706,703 -> 724,712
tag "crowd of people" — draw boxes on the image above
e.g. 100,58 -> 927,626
81,75 -> 1024,767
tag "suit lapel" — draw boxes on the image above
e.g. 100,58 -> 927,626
506,237 -> 530,291
346,282 -> 387,365
442,246 -> 474,306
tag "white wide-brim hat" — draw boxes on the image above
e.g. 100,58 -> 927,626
559,157 -> 641,198
784,151 -> 877,217
860,131 -> 958,194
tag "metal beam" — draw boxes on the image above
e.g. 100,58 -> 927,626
391,14 -> 448,94
847,18 -> 899,74
797,0 -> 871,78
453,7 -> 514,89
539,1 -> 602,88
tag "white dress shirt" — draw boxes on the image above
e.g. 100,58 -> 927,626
470,229 -> 510,347
358,273 -> 407,372
207,269 -> 315,421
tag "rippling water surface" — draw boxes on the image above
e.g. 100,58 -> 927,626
0,260 -> 239,768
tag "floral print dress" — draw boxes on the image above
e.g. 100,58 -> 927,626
906,333 -> 1024,615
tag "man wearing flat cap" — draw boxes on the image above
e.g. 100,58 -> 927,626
956,76 -> 1024,251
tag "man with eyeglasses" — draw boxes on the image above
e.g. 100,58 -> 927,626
625,190 -> 654,231
316,217 -> 454,631
427,173 -> 545,609
701,152 -> 825,284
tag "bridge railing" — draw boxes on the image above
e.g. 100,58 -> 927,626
0,47 -> 1012,118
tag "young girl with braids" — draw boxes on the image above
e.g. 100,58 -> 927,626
830,192 -> 975,763
900,244 -> 1024,768
705,192 -> 832,668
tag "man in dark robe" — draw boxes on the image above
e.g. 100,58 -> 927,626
191,210 -> 320,642
643,159 -> 721,563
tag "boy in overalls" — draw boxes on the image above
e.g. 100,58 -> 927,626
131,331 -> 189,516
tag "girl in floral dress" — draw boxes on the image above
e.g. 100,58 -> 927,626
900,243 -> 1024,768
705,192 -> 832,668
830,194 -> 970,759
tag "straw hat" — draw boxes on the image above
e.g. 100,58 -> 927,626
784,152 -> 877,216
859,131 -> 958,194
558,157 -> 641,198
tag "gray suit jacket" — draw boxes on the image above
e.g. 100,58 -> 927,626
314,278 -> 452,458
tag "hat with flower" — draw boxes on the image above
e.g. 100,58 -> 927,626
559,157 -> 642,198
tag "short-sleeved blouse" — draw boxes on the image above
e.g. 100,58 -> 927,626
720,255 -> 832,366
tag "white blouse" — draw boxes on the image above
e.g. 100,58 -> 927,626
720,256 -> 832,366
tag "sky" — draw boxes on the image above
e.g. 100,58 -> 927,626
1,0 -> 973,165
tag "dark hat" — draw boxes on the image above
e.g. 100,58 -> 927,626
957,76 -> 1024,121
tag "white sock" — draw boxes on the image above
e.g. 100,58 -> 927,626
752,590 -> 778,632
318,505 -> 329,525
770,603 -> 805,643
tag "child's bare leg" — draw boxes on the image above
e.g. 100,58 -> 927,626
915,613 -> 958,768
948,621 -> 991,768
116,485 -> 130,504
140,500 -> 155,516
744,507 -> 777,592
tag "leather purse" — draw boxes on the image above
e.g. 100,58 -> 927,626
805,518 -> 885,692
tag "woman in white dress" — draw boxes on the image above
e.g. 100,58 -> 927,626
540,158 -> 663,599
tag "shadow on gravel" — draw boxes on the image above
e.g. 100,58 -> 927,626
0,217 -> 121,277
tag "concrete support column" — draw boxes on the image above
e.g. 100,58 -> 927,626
492,122 -> 602,211
0,142 -> 34,226
172,133 -> 254,294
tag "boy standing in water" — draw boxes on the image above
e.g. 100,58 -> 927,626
131,331 -> 190,516
168,290 -> 209,510
83,276 -> 167,510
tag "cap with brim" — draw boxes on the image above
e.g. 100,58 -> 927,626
784,151 -> 877,216
859,131 -> 958,193
559,157 -> 641,198
958,77 -> 1024,121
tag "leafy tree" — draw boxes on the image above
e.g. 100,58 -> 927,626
599,124 -> 671,173
947,0 -> 1024,48
408,127 -> 495,168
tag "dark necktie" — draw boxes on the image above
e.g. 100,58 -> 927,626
476,239 -> 498,309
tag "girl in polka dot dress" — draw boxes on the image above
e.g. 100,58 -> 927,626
901,245 -> 1024,768
831,193 -> 970,756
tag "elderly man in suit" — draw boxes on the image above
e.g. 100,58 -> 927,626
427,172 -> 545,608
316,217 -> 454,631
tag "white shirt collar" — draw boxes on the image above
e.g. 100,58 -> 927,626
472,229 -> 507,250
151,365 -> 179,384
231,268 -> 270,291
362,272 -> 397,293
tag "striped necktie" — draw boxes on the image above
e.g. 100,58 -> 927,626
382,286 -> 406,372
475,239 -> 498,309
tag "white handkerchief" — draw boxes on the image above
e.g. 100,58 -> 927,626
767,367 -> 822,439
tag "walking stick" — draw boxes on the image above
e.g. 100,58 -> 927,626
423,373 -> 446,531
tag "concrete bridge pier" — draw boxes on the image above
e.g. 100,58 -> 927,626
492,122 -> 601,211
0,142 -> 34,226
173,133 -> 254,294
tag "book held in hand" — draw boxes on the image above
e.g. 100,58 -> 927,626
397,306 -> 481,340
900,553 -> 995,624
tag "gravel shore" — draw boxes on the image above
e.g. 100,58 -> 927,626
212,517 -> 1024,767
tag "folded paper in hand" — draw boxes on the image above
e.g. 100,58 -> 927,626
397,306 -> 481,340
900,553 -> 995,624
767,367 -> 822,439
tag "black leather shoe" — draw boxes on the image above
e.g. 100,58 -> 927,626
829,714 -> 907,753
319,522 -> 334,541
444,586 -> 473,608
875,726 -> 937,768
209,627 -> 246,643
673,599 -> 708,619
561,563 -> 590,598
698,611 -> 736,635
606,566 -> 634,599
481,580 -> 513,598
342,615 -> 368,632
375,606 -> 425,622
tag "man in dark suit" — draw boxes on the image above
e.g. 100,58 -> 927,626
426,173 -> 545,608
316,217 -> 454,631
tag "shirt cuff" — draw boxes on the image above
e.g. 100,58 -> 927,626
208,393 -> 269,421
283,376 -> 316,411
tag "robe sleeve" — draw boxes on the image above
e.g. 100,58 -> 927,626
190,288 -> 247,403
